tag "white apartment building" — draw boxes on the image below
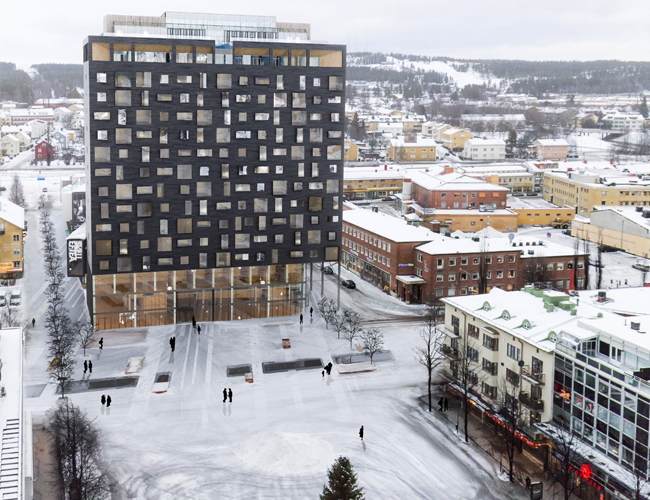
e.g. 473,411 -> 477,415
602,112 -> 645,132
462,138 -> 506,161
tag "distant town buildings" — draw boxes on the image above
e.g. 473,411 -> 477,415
462,138 -> 506,161
533,139 -> 569,161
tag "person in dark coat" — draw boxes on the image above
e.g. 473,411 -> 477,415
197,325 -> 201,335
359,426 -> 364,440
310,307 -> 313,317
223,388 -> 227,403
438,397 -> 444,411
106,395 -> 111,407
444,397 -> 449,411
32,318 -> 35,328
99,338 -> 104,349
192,316 -> 196,328
300,314 -> 303,324
171,337 -> 175,352
228,388 -> 233,403
101,395 -> 106,406
84,360 -> 88,373
169,337 -> 173,351
88,360 -> 93,374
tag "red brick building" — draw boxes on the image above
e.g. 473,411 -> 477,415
342,209 -> 587,304
410,170 -> 509,211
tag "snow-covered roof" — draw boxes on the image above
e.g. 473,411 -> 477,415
389,135 -> 438,148
464,138 -> 506,147
0,199 -> 25,229
410,170 -> 508,192
590,206 -> 650,231
461,114 -> 526,122
344,167 -> 405,181
342,210 -> 439,243
534,139 -> 569,147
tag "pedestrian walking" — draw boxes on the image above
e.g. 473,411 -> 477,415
192,316 -> 196,328
171,337 -> 176,352
101,395 -> 106,406
84,360 -> 88,373
88,360 -> 93,374
310,307 -> 313,317
223,388 -> 227,403
106,395 -> 111,407
444,397 -> 449,412
197,325 -> 201,335
228,388 -> 233,403
169,337 -> 173,350
322,370 -> 325,378
438,397 -> 444,412
300,313 -> 303,324
359,426 -> 364,440
99,338 -> 103,349
31,318 -> 35,328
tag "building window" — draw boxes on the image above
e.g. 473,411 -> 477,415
507,343 -> 521,361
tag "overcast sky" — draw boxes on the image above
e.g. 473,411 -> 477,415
2,0 -> 650,68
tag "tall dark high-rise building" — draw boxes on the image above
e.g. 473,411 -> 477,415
82,13 -> 345,330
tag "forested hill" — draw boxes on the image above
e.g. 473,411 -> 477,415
348,52 -> 650,94
0,63 -> 83,104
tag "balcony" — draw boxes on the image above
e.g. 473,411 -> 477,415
519,393 -> 545,411
522,366 -> 546,385
441,344 -> 460,361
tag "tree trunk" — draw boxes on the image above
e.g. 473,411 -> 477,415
463,393 -> 469,443
427,371 -> 432,412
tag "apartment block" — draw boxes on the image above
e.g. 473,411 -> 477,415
83,13 -> 345,330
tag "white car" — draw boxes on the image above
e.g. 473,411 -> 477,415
0,292 -> 6,307
9,291 -> 21,306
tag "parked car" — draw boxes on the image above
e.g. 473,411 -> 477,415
9,291 -> 21,306
341,280 -> 356,289
512,193 -> 525,197
0,292 -> 6,307
322,266 -> 334,275
568,154 -> 579,159
526,192 -> 538,196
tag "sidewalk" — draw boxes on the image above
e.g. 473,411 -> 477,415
420,385 -> 567,499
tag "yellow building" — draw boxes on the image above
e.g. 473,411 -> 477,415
386,135 -> 437,162
572,207 -> 650,259
343,167 -> 404,200
0,199 -> 25,279
344,140 -> 359,162
441,128 -> 474,151
513,207 -> 576,226
411,208 -> 519,233
544,170 -> 650,217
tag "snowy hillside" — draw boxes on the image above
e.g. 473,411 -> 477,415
348,55 -> 499,88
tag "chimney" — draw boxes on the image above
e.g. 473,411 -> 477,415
598,291 -> 607,302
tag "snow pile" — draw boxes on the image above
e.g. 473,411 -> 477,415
233,432 -> 334,476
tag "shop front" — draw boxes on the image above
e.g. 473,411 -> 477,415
396,275 -> 425,304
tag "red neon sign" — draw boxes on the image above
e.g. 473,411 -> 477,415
581,464 -> 592,481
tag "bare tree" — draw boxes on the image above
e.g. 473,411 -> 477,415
316,298 -> 337,330
360,328 -> 384,364
48,399 -> 112,500
10,175 -> 25,207
596,229 -> 605,289
73,320 -> 94,357
445,333 -> 483,443
331,310 -> 347,340
546,424 -> 582,500
477,239 -> 490,295
415,305 -> 446,412
523,256 -> 550,287
582,237 -> 591,290
342,310 -> 363,350
623,459 -> 650,500
495,377 -> 525,483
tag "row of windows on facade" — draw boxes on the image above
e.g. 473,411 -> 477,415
95,245 -> 340,273
89,44 -> 343,67
94,163 -> 339,181
555,356 -> 650,470
98,72 -> 343,92
95,124 -> 341,144
95,228 -> 336,255
93,144 -> 342,162
342,225 -> 392,252
342,241 -> 391,268
96,198 -> 338,223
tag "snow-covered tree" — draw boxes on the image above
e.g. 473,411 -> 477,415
342,310 -> 363,350
10,175 -> 25,207
360,328 -> 384,364
320,456 -> 364,500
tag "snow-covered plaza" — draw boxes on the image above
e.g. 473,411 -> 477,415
25,274 -> 526,499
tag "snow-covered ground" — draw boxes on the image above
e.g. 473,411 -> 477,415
25,271 -> 525,499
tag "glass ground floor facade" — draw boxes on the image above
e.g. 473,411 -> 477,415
341,251 -> 391,292
90,264 -> 306,331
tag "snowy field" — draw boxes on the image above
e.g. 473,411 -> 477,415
25,270 -> 525,499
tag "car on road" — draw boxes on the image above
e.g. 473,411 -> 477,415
0,292 -> 6,307
322,266 -> 334,275
9,291 -> 21,306
568,154 -> 579,159
512,192 -> 525,197
526,192 -> 538,196
341,279 -> 356,289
